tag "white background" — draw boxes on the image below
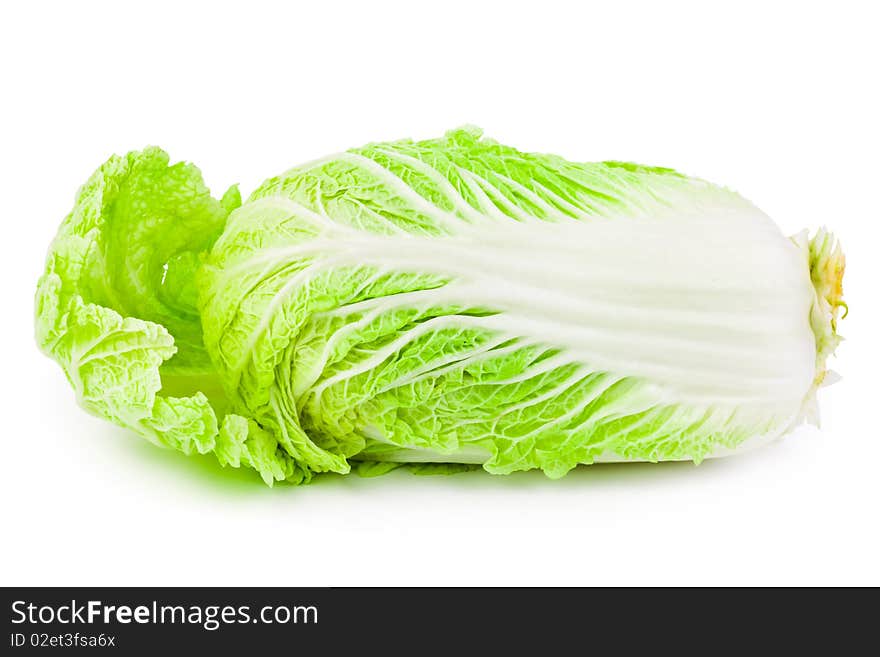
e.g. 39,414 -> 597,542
2,0 -> 877,586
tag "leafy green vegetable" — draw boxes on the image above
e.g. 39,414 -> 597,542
36,128 -> 846,485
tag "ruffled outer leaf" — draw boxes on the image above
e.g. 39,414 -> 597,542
35,148 -> 299,485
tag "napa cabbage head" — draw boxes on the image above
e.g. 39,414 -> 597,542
35,128 -> 846,485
